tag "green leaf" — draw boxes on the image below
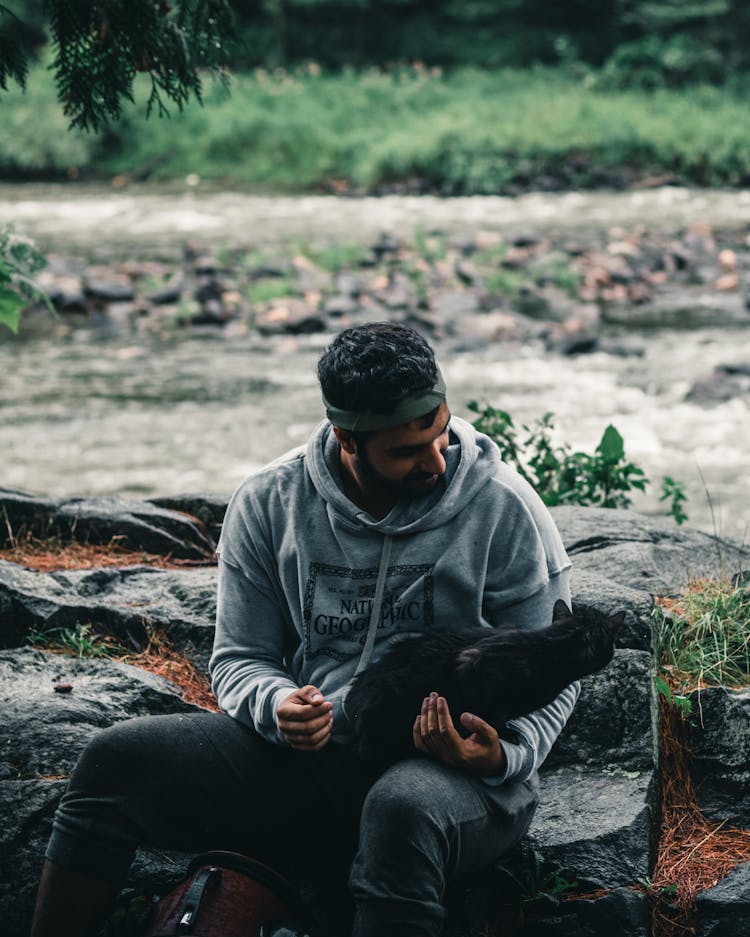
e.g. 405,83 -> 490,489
596,424 -> 625,461
0,285 -> 23,333
654,673 -> 674,704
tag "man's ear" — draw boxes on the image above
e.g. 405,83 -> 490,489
332,426 -> 357,455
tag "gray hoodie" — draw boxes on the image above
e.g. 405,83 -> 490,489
210,416 -> 576,783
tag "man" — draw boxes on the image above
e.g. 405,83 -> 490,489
31,322 -> 576,937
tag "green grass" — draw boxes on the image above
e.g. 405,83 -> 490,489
299,242 -> 372,273
654,578 -> 750,695
244,278 -> 295,305
4,62 -> 750,190
27,622 -> 127,659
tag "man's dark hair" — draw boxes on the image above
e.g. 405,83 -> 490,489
317,322 -> 438,415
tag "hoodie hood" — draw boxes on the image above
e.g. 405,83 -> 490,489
305,415 -> 499,535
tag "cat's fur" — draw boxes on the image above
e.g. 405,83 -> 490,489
346,600 -> 624,767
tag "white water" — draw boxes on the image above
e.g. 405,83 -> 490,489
1,185 -> 748,546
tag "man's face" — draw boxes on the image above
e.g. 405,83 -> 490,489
353,402 -> 451,501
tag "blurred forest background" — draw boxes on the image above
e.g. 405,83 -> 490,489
2,0 -> 750,193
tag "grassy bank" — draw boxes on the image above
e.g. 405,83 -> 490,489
3,63 -> 750,192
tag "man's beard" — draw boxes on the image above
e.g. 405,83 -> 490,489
355,444 -> 440,501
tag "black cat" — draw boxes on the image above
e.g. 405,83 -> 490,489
345,600 -> 624,767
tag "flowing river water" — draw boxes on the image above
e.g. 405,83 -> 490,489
0,184 -> 748,547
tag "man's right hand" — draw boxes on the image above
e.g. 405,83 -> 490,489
277,685 -> 333,751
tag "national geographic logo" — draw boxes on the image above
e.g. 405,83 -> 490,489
303,562 -> 434,661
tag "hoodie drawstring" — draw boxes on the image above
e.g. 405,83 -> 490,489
354,533 -> 393,676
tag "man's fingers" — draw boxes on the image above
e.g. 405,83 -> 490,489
280,700 -> 332,723
299,684 -> 324,704
413,714 -> 427,753
436,695 -> 455,733
280,709 -> 332,736
286,719 -> 332,750
418,694 -> 458,749
426,692 -> 439,738
278,683 -> 332,724
460,711 -> 497,743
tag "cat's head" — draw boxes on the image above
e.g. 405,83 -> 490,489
552,599 -> 626,668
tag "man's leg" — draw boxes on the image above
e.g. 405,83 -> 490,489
31,711 -> 367,937
349,759 -> 538,937
30,861 -> 121,937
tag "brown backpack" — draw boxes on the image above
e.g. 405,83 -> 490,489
142,851 -> 313,937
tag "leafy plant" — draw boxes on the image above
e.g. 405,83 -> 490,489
468,403 -> 654,511
414,225 -> 447,264
2,0 -> 235,131
0,226 -> 54,333
654,673 -> 693,717
493,847 -> 579,907
468,403 -> 689,523
659,475 -> 688,526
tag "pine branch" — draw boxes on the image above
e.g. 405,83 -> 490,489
0,4 -> 30,91
45,0 -> 235,131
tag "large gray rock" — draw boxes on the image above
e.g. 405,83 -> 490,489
449,877 -> 650,937
0,648 -> 205,937
547,649 -> 656,773
148,494 -> 229,543
0,561 -> 217,667
552,506 -> 749,595
0,647 -> 202,779
695,862 -> 750,937
0,488 -> 216,560
540,887 -> 651,937
689,686 -> 750,829
526,768 -> 656,890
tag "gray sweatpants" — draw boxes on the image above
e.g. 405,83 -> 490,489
47,712 -> 537,936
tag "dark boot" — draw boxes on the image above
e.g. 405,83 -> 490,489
30,858 -> 121,937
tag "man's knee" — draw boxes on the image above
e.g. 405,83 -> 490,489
69,720 -> 139,791
69,713 -> 196,792
360,760 -> 460,846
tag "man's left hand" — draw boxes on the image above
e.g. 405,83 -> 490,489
413,692 -> 505,777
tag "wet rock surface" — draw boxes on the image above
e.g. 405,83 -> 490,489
0,560 -> 218,668
695,862 -> 750,937
551,506 -> 745,595
0,488 -> 216,560
527,768 -> 655,889
0,647 -> 201,779
689,686 -> 750,829
0,502 -> 747,935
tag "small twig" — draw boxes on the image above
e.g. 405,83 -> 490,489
671,820 -> 728,873
2,506 -> 16,548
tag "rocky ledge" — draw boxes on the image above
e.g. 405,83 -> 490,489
0,491 -> 748,936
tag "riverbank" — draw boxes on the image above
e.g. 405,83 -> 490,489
4,65 -> 750,192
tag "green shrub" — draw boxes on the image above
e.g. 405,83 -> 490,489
6,60 -> 750,190
469,403 -> 687,524
598,35 -> 725,90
